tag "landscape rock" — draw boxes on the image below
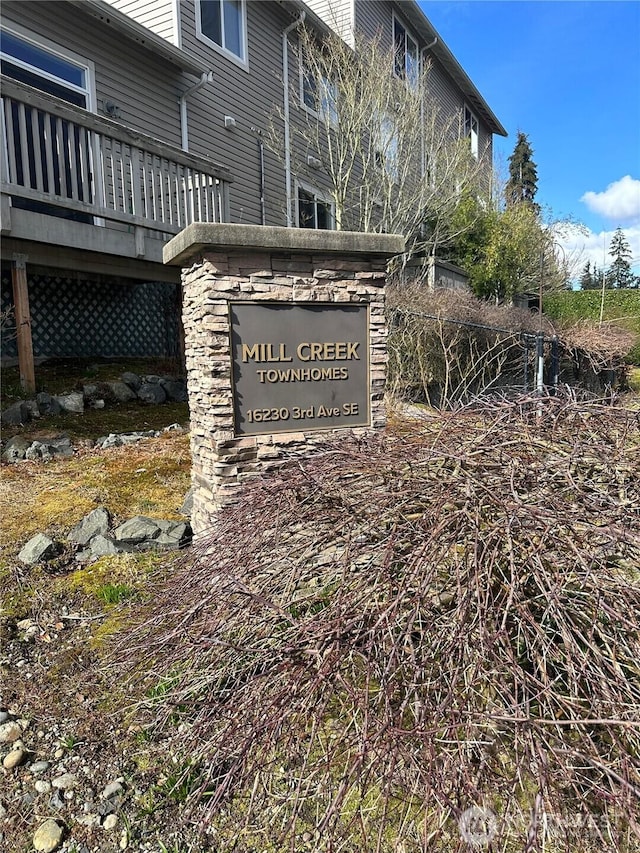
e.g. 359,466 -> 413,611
25,437 -> 73,462
35,393 -> 62,416
160,376 -> 188,402
120,371 -> 142,391
105,381 -> 137,404
137,382 -> 167,405
1,435 -> 31,462
95,430 -> 158,449
102,813 -> 119,830
55,392 -> 84,414
102,779 -> 124,799
18,534 -> 60,565
69,507 -> 111,546
3,746 -> 26,769
0,721 -> 22,743
154,520 -> 192,548
32,818 -> 64,852
52,772 -> 78,790
24,400 -> 41,419
1,400 -> 31,426
113,516 -> 161,545
88,535 -> 122,557
180,487 -> 194,517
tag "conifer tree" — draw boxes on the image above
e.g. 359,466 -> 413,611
607,227 -> 637,288
580,260 -> 599,290
505,132 -> 539,210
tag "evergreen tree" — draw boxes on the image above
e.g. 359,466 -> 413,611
505,132 -> 539,210
607,227 -> 637,288
580,261 -> 597,290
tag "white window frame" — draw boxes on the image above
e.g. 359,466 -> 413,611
464,105 -> 479,159
0,22 -> 96,111
392,13 -> 419,87
196,0 -> 248,70
296,181 -> 335,230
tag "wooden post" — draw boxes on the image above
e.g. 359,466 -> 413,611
11,254 -> 36,395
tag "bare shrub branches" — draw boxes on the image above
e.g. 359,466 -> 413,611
112,397 -> 640,852
387,287 -> 550,407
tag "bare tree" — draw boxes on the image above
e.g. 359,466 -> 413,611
269,26 -> 490,264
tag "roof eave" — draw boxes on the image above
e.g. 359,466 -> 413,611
69,0 -> 207,77
397,2 -> 508,137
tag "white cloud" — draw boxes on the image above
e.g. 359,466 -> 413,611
581,175 -> 640,222
556,223 -> 640,281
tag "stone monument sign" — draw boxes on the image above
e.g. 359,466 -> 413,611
164,223 -> 404,535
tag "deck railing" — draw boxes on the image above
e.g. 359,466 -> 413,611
1,77 -> 231,238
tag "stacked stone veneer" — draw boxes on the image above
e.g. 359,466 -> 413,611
164,224 -> 404,536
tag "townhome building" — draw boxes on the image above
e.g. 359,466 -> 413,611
1,0 -> 506,389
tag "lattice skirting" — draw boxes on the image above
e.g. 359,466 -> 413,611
1,268 -> 180,360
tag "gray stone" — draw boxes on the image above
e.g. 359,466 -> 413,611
25,437 -> 73,463
55,392 -> 84,414
106,381 -> 137,404
96,434 -> 121,449
81,383 -> 99,399
137,382 -> 167,405
119,430 -> 156,444
120,371 -> 142,391
26,442 -> 54,462
141,374 -> 162,384
1,435 -> 31,463
113,516 -> 161,544
52,772 -> 78,790
153,521 -> 191,549
1,400 -> 31,426
69,507 -> 111,545
33,818 -> 64,852
18,533 -> 59,565
24,400 -> 41,419
31,760 -> 51,774
160,377 -> 188,402
179,487 -> 194,517
48,436 -> 73,458
36,393 -> 62,416
101,780 -> 124,799
35,780 -> 52,794
89,535 -> 122,557
0,721 -> 22,743
49,791 -> 65,810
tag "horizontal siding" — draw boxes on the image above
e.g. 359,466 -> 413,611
2,0 -> 185,150
102,0 -> 177,43
178,0 -> 292,226
304,0 -> 354,45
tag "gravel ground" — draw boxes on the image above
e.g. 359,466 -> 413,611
0,599 -> 206,853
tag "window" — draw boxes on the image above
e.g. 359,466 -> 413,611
301,59 -> 338,125
0,26 -> 92,108
393,15 -> 418,86
197,0 -> 247,65
465,106 -> 479,158
374,113 -> 399,183
297,185 -> 334,229
0,26 -> 95,222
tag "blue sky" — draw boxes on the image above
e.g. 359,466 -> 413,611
418,0 -> 640,277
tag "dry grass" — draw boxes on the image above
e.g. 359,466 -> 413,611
0,432 -> 191,628
110,394 -> 640,853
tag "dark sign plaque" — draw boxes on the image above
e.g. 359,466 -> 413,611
230,302 -> 370,435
